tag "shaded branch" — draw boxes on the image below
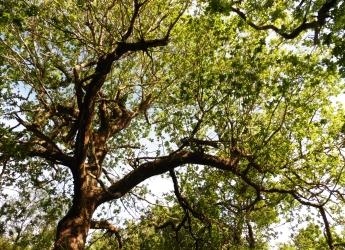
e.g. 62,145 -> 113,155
26,144 -> 74,167
100,148 -> 311,207
121,0 -> 149,41
170,169 -> 210,224
153,214 -> 188,241
90,220 -> 122,248
246,220 -> 255,249
72,2 -> 187,172
14,116 -> 73,167
319,207 -> 334,250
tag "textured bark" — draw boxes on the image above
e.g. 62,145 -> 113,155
54,175 -> 100,250
51,37 -> 174,249
54,205 -> 94,249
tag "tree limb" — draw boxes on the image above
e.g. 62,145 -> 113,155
319,206 -> 334,250
90,220 -> 122,248
230,0 -> 338,40
100,150 -> 240,203
170,169 -> 210,224
14,116 -> 73,167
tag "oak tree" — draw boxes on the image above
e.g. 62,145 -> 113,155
0,0 -> 345,249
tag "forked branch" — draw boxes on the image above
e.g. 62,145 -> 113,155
230,0 -> 338,40
91,220 -> 122,248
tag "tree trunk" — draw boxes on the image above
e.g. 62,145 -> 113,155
54,176 -> 100,250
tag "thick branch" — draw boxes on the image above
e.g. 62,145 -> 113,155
74,37 -> 170,171
14,116 -> 73,167
121,0 -> 147,41
116,38 -> 169,54
72,1 -> 186,172
100,150 -> 240,203
26,145 -> 74,167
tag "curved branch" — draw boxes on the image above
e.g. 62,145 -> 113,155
90,220 -> 122,248
73,37 -> 171,168
230,0 -> 338,40
170,169 -> 210,224
100,150 -> 240,203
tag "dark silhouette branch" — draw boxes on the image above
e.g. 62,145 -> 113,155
170,169 -> 210,224
319,207 -> 334,250
90,220 -> 122,248
154,214 -> 188,241
14,115 -> 73,167
121,0 -> 149,41
230,0 -> 338,40
26,145 -> 73,167
73,37 -> 171,171
246,220 -> 255,249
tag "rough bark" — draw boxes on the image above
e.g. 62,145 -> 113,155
54,175 -> 101,250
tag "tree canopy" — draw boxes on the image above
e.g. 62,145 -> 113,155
1,0 -> 345,249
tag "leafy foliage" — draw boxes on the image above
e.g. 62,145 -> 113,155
0,0 -> 345,249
